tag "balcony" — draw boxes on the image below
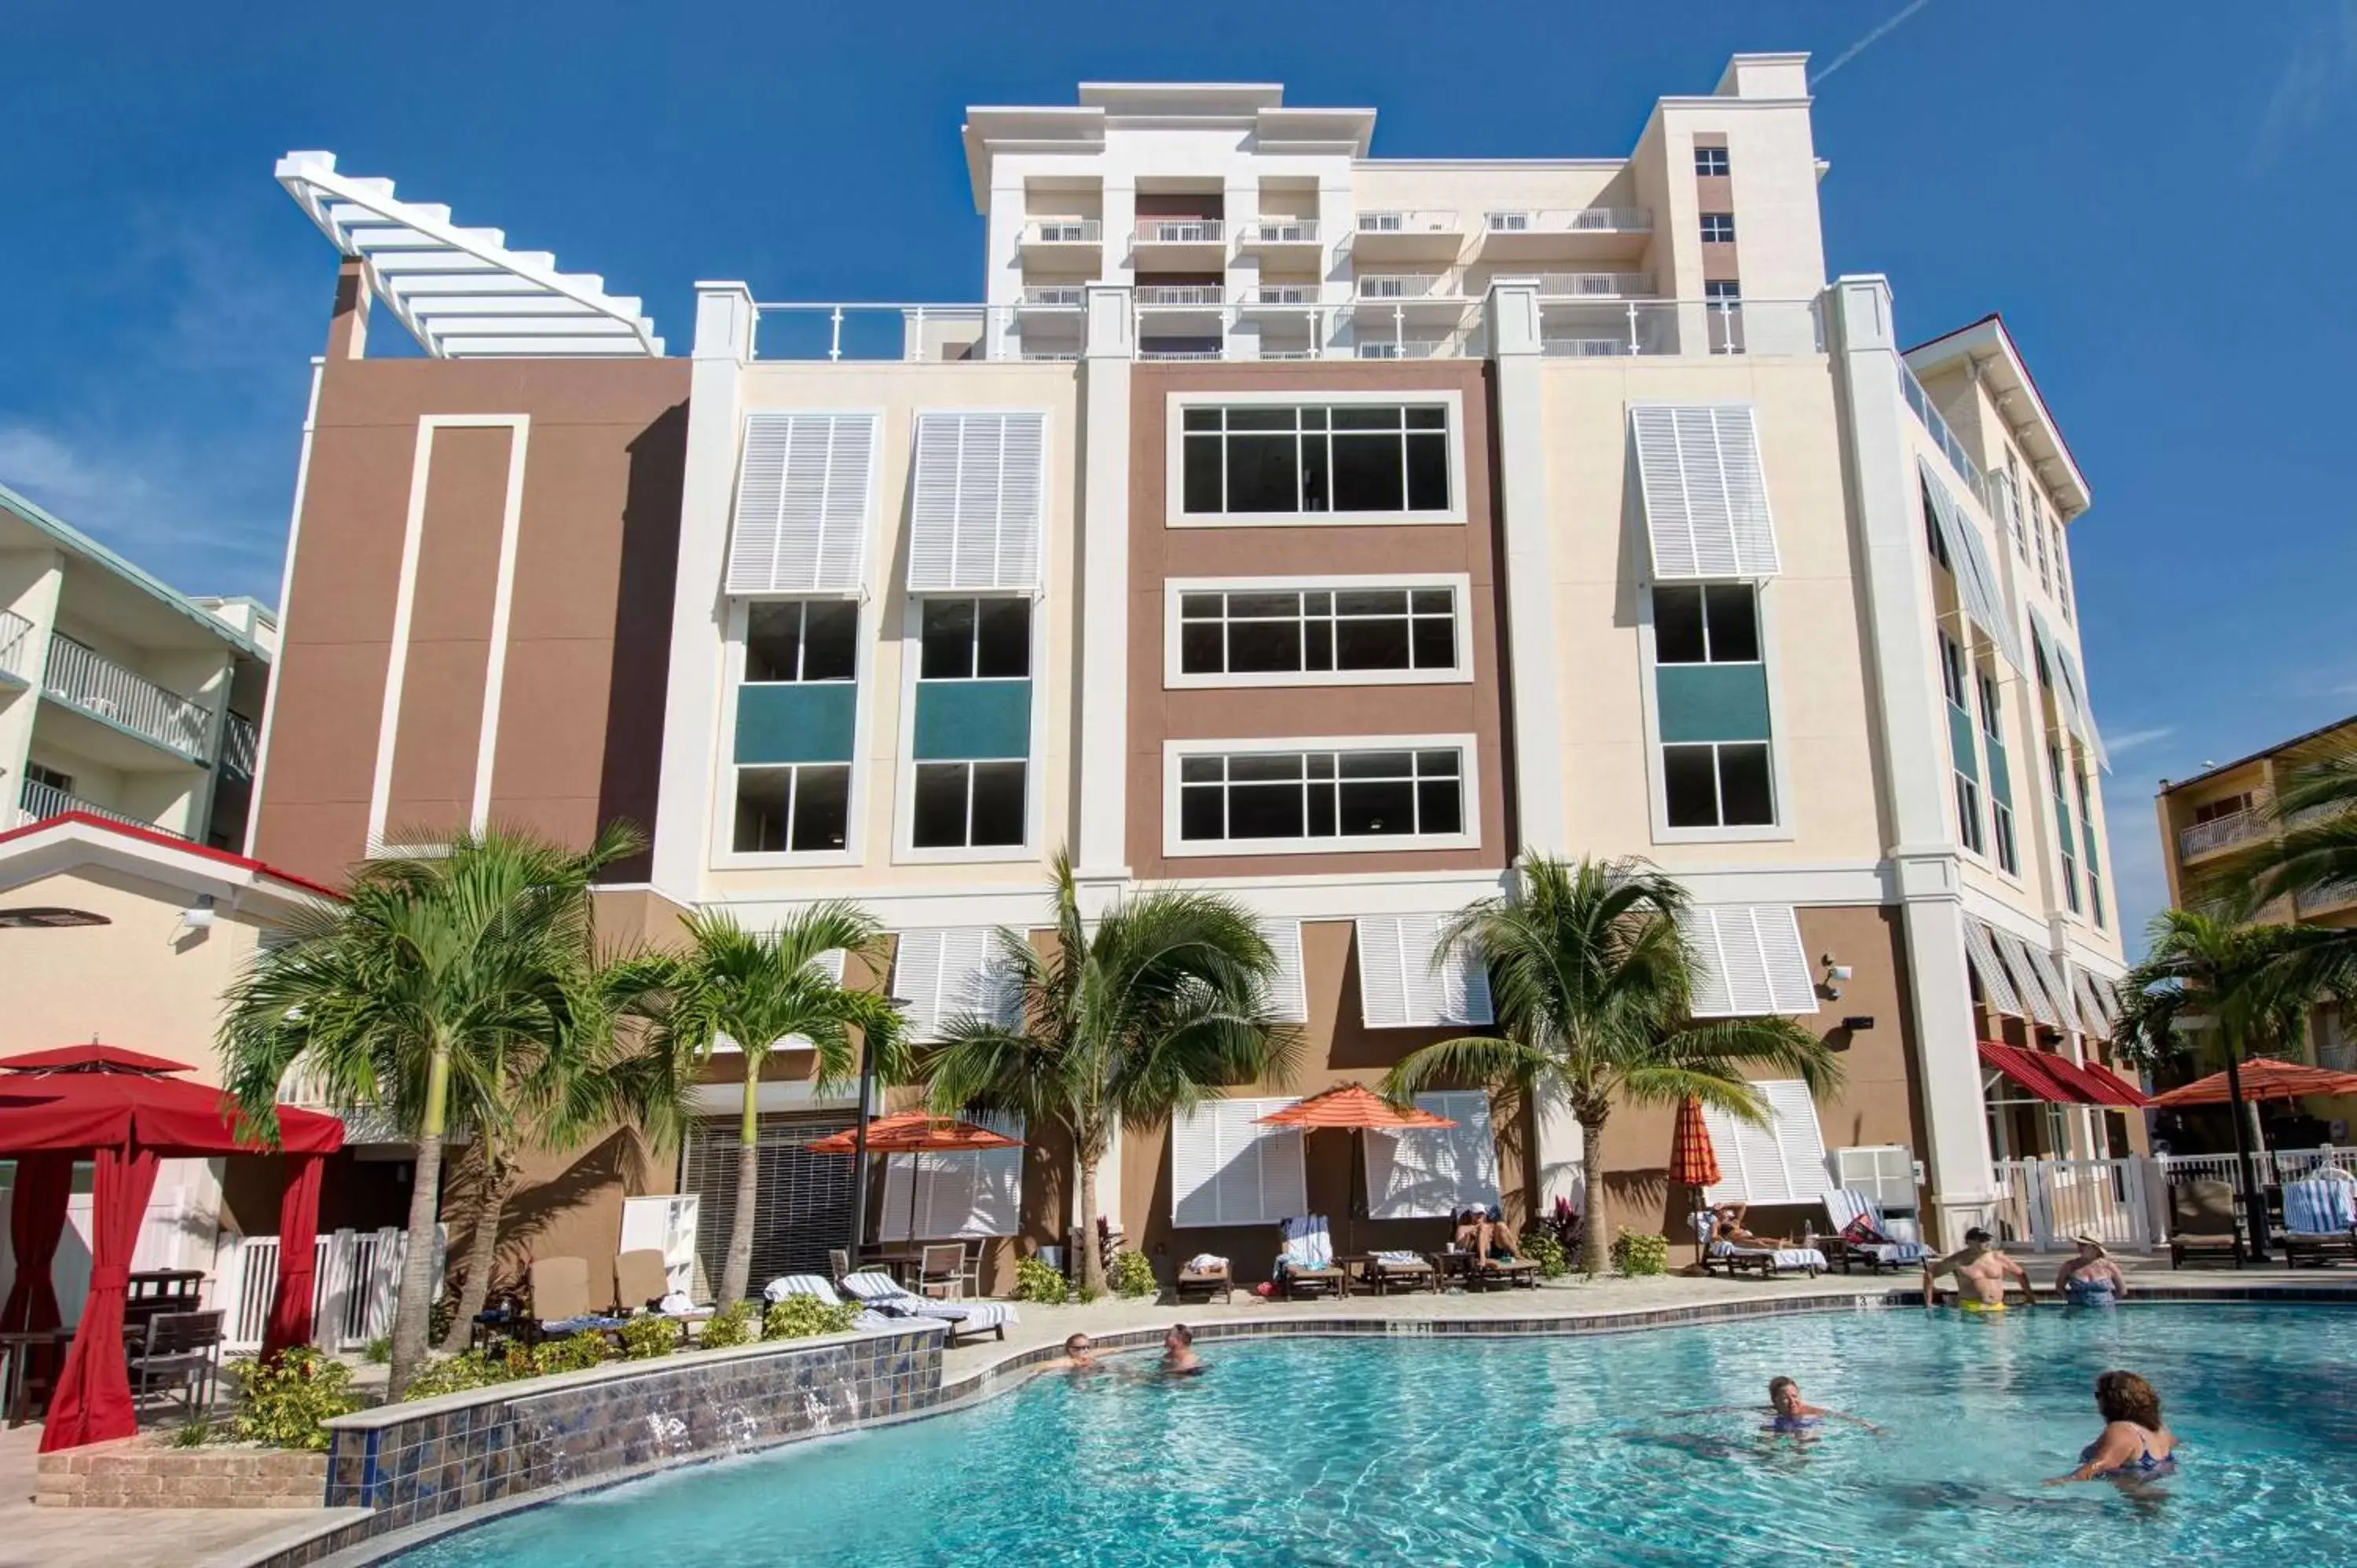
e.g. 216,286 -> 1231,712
1479,207 -> 1654,260
2178,808 -> 2267,861
0,610 -> 32,686
1239,220 -> 1321,255
1530,272 -> 1655,299
13,776 -> 185,838
1234,284 -> 1325,309
1135,284 -> 1226,310
1020,220 -> 1101,262
40,635 -> 213,763
2299,878 -> 2357,917
1901,361 -> 1996,513
1130,219 -> 1226,267
1353,210 -> 1468,262
1016,285 -> 1085,311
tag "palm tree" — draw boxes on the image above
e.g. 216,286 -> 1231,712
2227,742 -> 2357,986
220,822 -> 639,1400
919,855 -> 1296,1298
2114,908 -> 2337,1258
640,907 -> 904,1306
1380,855 -> 1841,1276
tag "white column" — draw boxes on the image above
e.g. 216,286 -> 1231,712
1826,275 -> 1996,1247
1320,175 -> 1354,358
1222,176 -> 1257,361
1485,283 -> 1567,858
1072,286 -> 1135,914
0,551 -> 63,822
986,181 -> 1025,361
648,282 -> 753,906
1102,179 -> 1137,289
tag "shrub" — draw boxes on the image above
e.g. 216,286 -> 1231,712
1010,1255 -> 1070,1305
168,1415 -> 217,1449
700,1302 -> 757,1350
427,1295 -> 457,1346
1609,1229 -> 1669,1278
362,1335 -> 392,1365
1521,1229 -> 1570,1280
618,1315 -> 680,1361
1109,1251 -> 1158,1299
527,1334 -> 609,1376
229,1347 -> 361,1449
403,1350 -> 511,1401
764,1295 -> 862,1341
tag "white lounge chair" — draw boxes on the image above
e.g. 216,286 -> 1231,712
1820,1189 -> 1934,1273
837,1269 -> 1017,1343
764,1274 -> 904,1332
1690,1211 -> 1826,1280
2281,1175 -> 2357,1267
1276,1214 -> 1347,1299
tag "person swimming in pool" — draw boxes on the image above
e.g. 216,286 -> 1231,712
1051,1332 -> 1101,1371
1762,1376 -> 1881,1436
2055,1235 -> 2128,1305
1923,1227 -> 2037,1312
2047,1370 -> 2176,1485
1160,1322 -> 1203,1376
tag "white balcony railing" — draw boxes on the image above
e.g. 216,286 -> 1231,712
1356,274 -> 1453,300
1531,272 -> 1655,298
1901,360 -> 1996,514
2178,809 -> 2266,859
1234,284 -> 1325,306
1243,220 -> 1320,245
1024,219 -> 1100,244
42,635 -> 212,759
1018,285 -> 1085,308
14,776 -> 185,837
2298,878 -> 2357,915
220,711 -> 259,781
1483,207 -> 1654,236
1357,209 -> 1461,235
0,610 -> 33,683
1135,284 -> 1225,307
1133,219 -> 1223,245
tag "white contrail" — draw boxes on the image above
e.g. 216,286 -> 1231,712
1809,0 -> 1936,87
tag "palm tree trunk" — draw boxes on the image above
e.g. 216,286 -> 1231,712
437,1142 -> 512,1353
387,1040 -> 453,1401
1076,1146 -> 1106,1299
720,1072 -> 762,1304
1579,1112 -> 1610,1276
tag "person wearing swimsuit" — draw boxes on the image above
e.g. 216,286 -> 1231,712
2049,1370 -> 2177,1483
1923,1226 -> 2036,1313
2055,1235 -> 2128,1306
1761,1376 -> 1881,1436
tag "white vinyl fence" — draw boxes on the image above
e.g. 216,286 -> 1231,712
2154,1145 -> 2357,1188
211,1225 -> 439,1352
1993,1146 -> 2357,1252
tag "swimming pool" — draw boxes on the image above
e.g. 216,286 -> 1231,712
392,1304 -> 2357,1565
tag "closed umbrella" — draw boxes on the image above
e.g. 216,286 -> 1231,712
1670,1097 -> 1722,1266
1256,1083 -> 1457,1258
809,1112 -> 1024,1257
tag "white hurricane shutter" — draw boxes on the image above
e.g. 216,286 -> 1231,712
1700,1080 -> 1827,1205
2027,943 -> 2080,1033
1962,919 -> 2023,1020
1355,918 -> 1411,1028
878,1110 -> 1024,1240
1919,460 -> 2025,671
1363,1090 -> 1500,1219
1170,1097 -> 1306,1228
1832,1145 -> 1919,1213
1356,916 -> 1492,1028
1629,405 -> 1781,581
907,411 -> 1047,592
2029,608 -> 2106,768
726,412 -> 876,595
1682,907 -> 1817,1017
1262,919 -> 1308,1024
891,927 -> 1011,1040
1992,930 -> 2061,1028
2073,969 -> 2118,1036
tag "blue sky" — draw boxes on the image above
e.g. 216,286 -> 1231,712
7,1 -> 2356,940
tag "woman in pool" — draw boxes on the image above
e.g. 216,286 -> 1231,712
2048,1370 -> 2176,1483
2055,1235 -> 2128,1305
1762,1376 -> 1880,1436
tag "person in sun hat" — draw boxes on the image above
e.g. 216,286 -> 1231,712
2055,1234 -> 2128,1305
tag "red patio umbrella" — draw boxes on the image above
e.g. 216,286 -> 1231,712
1670,1097 -> 1722,1265
2147,1056 -> 2357,1108
809,1112 -> 1024,1251
0,1043 -> 343,1452
1256,1083 -> 1458,1257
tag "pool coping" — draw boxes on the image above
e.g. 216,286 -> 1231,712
228,1280 -> 2357,1568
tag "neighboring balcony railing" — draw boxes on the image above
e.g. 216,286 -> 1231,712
0,610 -> 33,683
42,635 -> 212,760
220,711 -> 259,782
1135,284 -> 1225,307
1901,360 -> 1996,514
14,776 -> 185,837
2178,809 -> 2266,859
1484,207 -> 1654,235
2299,878 -> 2357,915
1355,274 -> 1455,300
1017,285 -> 1085,308
1530,272 -> 1655,298
1024,220 -> 1100,244
1357,209 -> 1461,235
1133,219 -> 1223,244
1234,284 -> 1325,306
1242,221 -> 1320,245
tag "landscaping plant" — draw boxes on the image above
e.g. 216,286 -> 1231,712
229,1347 -> 361,1450
1520,1229 -> 1570,1280
1010,1255 -> 1070,1305
1609,1229 -> 1670,1278
700,1302 -> 757,1349
617,1315 -> 680,1361
763,1295 -> 861,1340
1110,1250 -> 1158,1299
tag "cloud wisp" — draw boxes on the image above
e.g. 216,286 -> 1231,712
2256,0 -> 2357,166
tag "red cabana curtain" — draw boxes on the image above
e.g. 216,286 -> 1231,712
39,1141 -> 159,1453
2,1152 -> 74,1333
261,1154 -> 325,1356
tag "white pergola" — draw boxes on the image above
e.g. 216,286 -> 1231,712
276,151 -> 663,358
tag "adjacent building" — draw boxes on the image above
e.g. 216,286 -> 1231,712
243,53 -> 2134,1293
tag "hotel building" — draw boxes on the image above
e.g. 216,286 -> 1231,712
244,53 -> 2132,1291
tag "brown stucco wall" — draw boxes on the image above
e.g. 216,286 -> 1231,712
252,337 -> 688,887
1124,361 -> 1511,880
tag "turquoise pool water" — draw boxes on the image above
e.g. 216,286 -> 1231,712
397,1305 -> 2357,1565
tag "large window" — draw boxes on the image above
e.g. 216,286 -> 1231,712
1700,212 -> 1736,243
1653,584 -> 1759,665
1663,742 -> 1774,828
909,596 -> 1032,852
1695,146 -> 1730,177
730,599 -> 860,859
919,598 -> 1028,679
1981,669 -> 2019,876
1651,583 -> 1776,833
745,599 -> 857,683
912,762 -> 1026,849
1175,584 -> 1461,682
1172,743 -> 1472,853
735,764 -> 851,853
1180,403 -> 1451,518
2051,742 -> 2080,913
2077,764 -> 2104,929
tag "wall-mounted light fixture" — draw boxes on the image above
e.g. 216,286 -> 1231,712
1820,952 -> 1853,1001
176,894 -> 218,934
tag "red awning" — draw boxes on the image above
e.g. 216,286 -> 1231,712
1978,1041 -> 2086,1105
2066,1060 -> 2150,1109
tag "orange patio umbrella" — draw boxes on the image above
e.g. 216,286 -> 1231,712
2147,1057 -> 2357,1108
1670,1097 -> 1721,1264
809,1112 -> 1025,1249
1257,1083 -> 1457,1255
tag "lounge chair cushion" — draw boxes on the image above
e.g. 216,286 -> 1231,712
838,1270 -> 1019,1332
764,1273 -> 900,1331
1706,1239 -> 1828,1271
1371,1251 -> 1428,1268
2285,1178 -> 2357,1237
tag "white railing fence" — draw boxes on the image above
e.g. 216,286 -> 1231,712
2154,1145 -> 2357,1189
212,1225 -> 427,1352
1992,1156 -> 2156,1252
42,635 -> 213,759
1244,220 -> 1320,245
0,610 -> 33,681
1134,219 -> 1223,244
12,776 -> 185,837
2178,809 -> 2265,859
1024,219 -> 1100,244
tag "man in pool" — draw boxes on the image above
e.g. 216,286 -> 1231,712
1161,1322 -> 1203,1375
1051,1332 -> 1100,1371
1923,1226 -> 2037,1312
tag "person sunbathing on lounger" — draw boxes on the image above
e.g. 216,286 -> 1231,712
1454,1205 -> 1519,1262
1710,1203 -> 1787,1250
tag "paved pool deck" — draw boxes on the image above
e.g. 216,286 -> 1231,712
2,1256 -> 2350,1568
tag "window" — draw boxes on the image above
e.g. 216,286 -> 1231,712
907,411 -> 1047,592
726,411 -> 877,594
1704,278 -> 1742,302
1628,405 -> 1780,580
2193,792 -> 2253,824
1663,742 -> 1775,828
1363,1090 -> 1499,1218
1173,743 -> 1471,852
1956,772 -> 1985,855
2032,495 -> 2051,591
745,600 -> 857,683
2002,452 -> 2027,558
1981,669 -> 2018,874
1181,403 -> 1452,519
1176,585 -> 1460,681
1938,632 -> 1970,709
1170,1098 -> 1307,1227
919,598 -> 1029,680
1695,146 -> 1730,177
1992,797 -> 2020,876
2077,765 -> 2104,929
1700,1082 -> 1830,1203
912,761 -> 1026,849
2052,519 -> 2074,621
1357,914 -> 1493,1027
2051,742 -> 2080,913
733,764 -> 851,853
1681,906 -> 1818,1017
1700,212 -> 1736,244
892,928 -> 1021,1039
24,762 -> 73,794
1653,584 -> 1760,665
909,597 -> 1032,852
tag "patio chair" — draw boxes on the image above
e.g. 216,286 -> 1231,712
615,1249 -> 713,1341
128,1309 -> 223,1417
2168,1179 -> 2246,1269
1175,1254 -> 1232,1303
530,1255 -> 627,1339
916,1243 -> 967,1299
836,1269 -> 1018,1343
1689,1211 -> 1826,1280
763,1274 -> 900,1332
827,1248 -> 853,1284
1821,1189 -> 1934,1274
1275,1215 -> 1348,1299
1359,1250 -> 1439,1295
2279,1175 -> 2357,1268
